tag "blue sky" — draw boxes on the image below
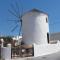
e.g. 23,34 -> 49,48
0,0 -> 60,36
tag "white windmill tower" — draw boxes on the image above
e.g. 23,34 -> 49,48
22,9 -> 49,45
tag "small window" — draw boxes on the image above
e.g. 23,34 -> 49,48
46,18 -> 48,23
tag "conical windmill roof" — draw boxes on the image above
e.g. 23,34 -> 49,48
22,8 -> 48,17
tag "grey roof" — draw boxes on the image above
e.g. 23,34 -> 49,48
22,8 -> 48,17
29,8 -> 48,15
30,9 -> 40,12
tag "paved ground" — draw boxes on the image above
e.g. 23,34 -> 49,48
12,51 -> 60,60
32,52 -> 60,60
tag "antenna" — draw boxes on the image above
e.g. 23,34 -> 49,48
8,0 -> 23,36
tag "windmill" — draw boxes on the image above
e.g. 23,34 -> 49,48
8,0 -> 23,36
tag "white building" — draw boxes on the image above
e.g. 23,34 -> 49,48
22,9 -> 49,45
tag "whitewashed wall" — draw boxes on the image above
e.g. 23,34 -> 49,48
34,43 -> 60,57
1,47 -> 11,60
22,9 -> 49,45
